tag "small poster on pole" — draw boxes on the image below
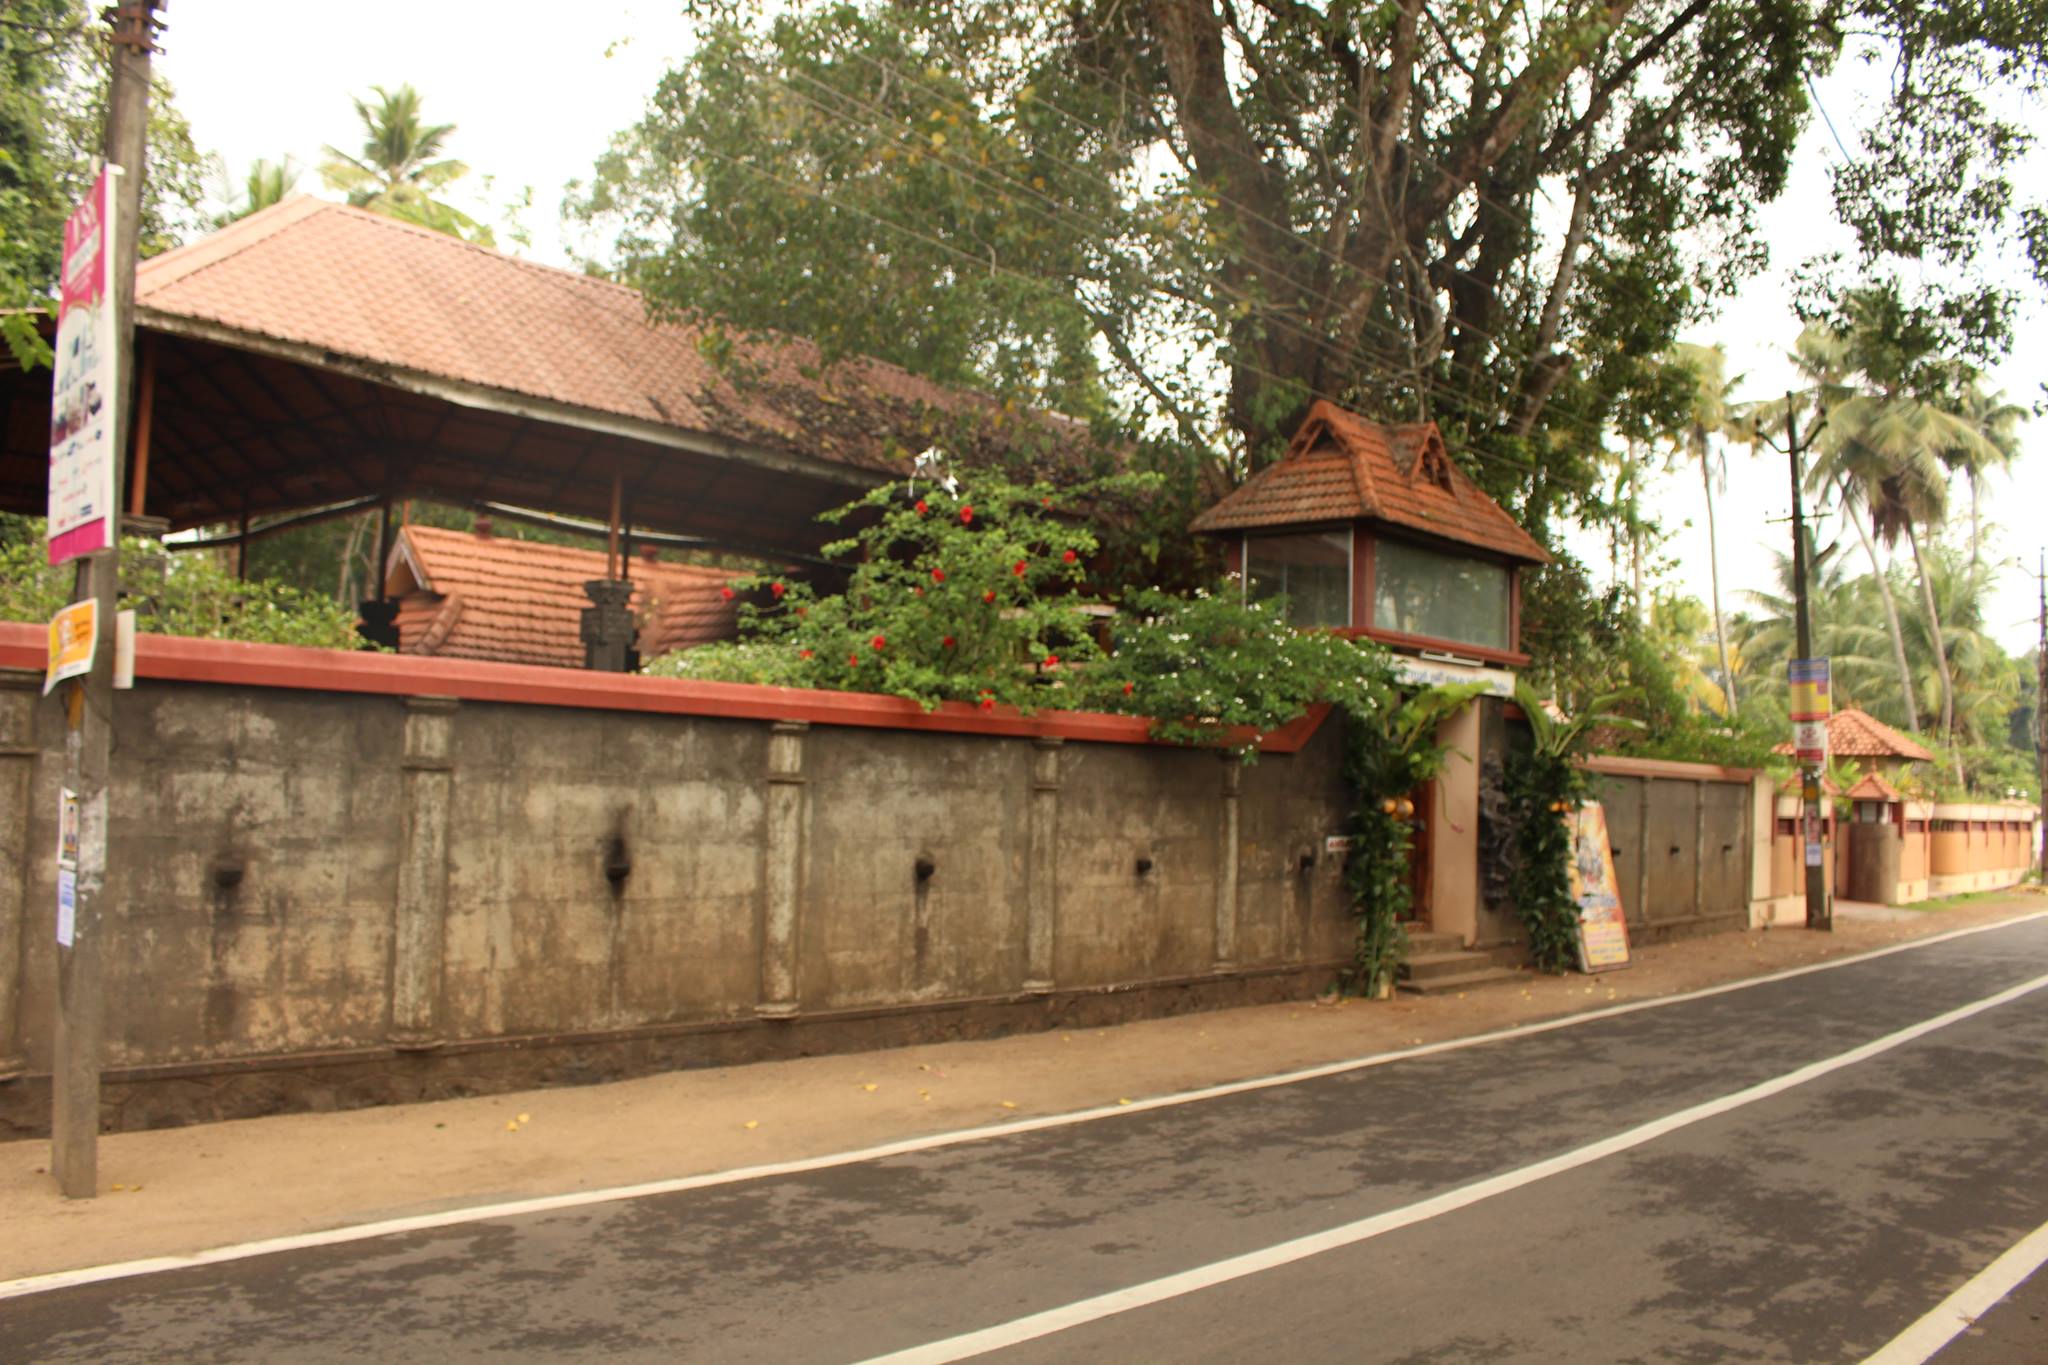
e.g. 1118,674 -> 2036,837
1568,800 -> 1632,972
44,599 -> 97,696
56,787 -> 79,947
46,165 -> 121,568
1789,658 -> 1832,721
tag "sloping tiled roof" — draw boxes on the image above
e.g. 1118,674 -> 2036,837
135,196 -> 1086,478
1188,400 -> 1550,563
1845,770 -> 1904,802
385,525 -> 740,668
1772,708 -> 1936,763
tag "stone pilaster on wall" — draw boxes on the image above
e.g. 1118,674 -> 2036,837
759,721 -> 808,1018
1213,757 -> 1241,972
1022,737 -> 1063,994
0,670 -> 35,1081
390,696 -> 457,1050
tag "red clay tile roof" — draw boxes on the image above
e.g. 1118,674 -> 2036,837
1771,708 -> 1936,763
1845,770 -> 1904,802
136,196 -> 1088,479
385,525 -> 740,668
1188,400 -> 1550,563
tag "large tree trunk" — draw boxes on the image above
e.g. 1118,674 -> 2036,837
1699,441 -> 1736,714
1904,523 -> 1957,750
1840,479 -> 1921,734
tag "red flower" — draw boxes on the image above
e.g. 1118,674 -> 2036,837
915,499 -> 929,516
1043,654 -> 1059,669
914,586 -> 925,597
1013,560 -> 1027,577
847,653 -> 860,667
796,606 -> 808,617
983,589 -> 997,604
1121,681 -> 1135,695
799,649 -> 814,660
719,586 -> 736,601
770,581 -> 787,598
1040,497 -> 1052,508
942,635 -> 955,649
978,693 -> 996,710
871,634 -> 887,651
931,568 -> 945,583
1061,549 -> 1078,564
960,506 -> 975,524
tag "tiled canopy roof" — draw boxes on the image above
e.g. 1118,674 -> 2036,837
1772,708 -> 1936,763
1845,770 -> 1905,802
135,196 -> 1087,480
1188,400 -> 1550,563
384,525 -> 741,668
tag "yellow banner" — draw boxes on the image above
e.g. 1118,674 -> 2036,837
44,599 -> 97,696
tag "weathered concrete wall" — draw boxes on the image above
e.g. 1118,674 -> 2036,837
0,673 -> 1356,1137
1583,760 -> 1761,943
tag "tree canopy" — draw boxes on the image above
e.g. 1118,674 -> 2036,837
320,82 -> 494,245
571,0 -> 2044,545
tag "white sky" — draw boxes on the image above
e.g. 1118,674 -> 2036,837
156,3 -> 2046,653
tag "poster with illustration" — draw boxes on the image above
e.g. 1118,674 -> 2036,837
1567,800 -> 1632,973
47,165 -> 121,567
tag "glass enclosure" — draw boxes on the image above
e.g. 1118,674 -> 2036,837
1243,530 -> 1352,627
1371,536 -> 1510,650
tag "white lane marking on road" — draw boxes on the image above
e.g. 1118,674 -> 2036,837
1,909 -> 2042,1303
857,969 -> 2048,1365
1862,1218 -> 2048,1365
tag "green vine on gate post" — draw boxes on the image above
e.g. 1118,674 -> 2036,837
1337,679 -> 1490,997
1503,679 -> 1639,973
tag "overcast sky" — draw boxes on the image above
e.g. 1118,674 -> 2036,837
157,3 -> 2046,654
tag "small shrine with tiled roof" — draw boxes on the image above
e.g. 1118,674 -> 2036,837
384,523 -> 741,669
1190,400 -> 1549,667
1772,707 -> 1934,775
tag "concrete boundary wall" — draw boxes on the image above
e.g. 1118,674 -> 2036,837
0,630 -> 1356,1138
1579,756 -> 1772,941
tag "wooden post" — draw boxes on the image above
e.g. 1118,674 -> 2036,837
126,332 -> 154,517
607,471 -> 623,581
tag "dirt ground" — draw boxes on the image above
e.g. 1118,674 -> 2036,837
3,893 -> 2041,1284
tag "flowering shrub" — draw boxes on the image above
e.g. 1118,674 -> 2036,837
1078,585 -> 1394,747
652,473 -> 1144,710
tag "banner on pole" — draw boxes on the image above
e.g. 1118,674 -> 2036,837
1788,657 -> 1831,722
47,165 -> 121,568
1567,801 -> 1631,973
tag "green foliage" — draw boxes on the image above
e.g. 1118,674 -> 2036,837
654,473 -> 1133,711
1337,681 -> 1490,997
1507,679 -> 1638,973
1075,587 -> 1390,750
0,0 -> 212,367
0,524 -> 362,649
321,83 -> 494,245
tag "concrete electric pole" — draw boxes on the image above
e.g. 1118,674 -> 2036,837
1781,393 -> 1830,931
52,0 -> 157,1200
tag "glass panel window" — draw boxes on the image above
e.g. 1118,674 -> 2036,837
1372,536 -> 1510,650
1244,530 -> 1352,627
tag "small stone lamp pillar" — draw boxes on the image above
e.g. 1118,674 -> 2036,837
581,578 -> 637,672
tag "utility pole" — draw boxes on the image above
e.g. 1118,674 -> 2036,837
52,0 -> 156,1200
1782,393 -> 1830,931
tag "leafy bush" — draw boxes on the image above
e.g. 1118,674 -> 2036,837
1075,585 -> 1392,747
0,524 -> 362,649
650,473 -> 1128,709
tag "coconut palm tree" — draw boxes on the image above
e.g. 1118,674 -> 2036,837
1666,342 -> 1740,714
320,84 -> 493,245
1802,295 -> 2002,743
1941,383 -> 2026,567
216,157 -> 298,225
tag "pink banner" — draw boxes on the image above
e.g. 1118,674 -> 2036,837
47,166 -> 120,567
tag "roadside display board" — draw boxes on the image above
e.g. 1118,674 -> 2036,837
47,165 -> 121,568
1568,800 -> 1632,973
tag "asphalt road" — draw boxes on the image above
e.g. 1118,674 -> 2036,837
6,915 -> 2047,1364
